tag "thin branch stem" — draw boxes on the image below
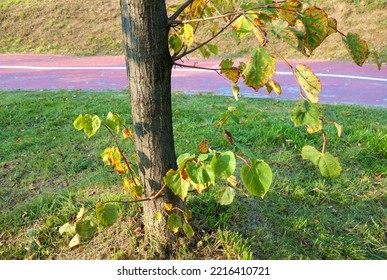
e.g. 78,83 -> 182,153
235,153 -> 251,167
169,0 -> 195,22
173,15 -> 241,61
103,184 -> 168,205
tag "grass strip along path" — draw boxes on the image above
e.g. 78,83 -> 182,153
0,90 -> 386,259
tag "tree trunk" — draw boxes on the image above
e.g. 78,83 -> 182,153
120,0 -> 180,255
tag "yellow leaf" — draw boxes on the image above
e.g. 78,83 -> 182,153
164,203 -> 173,212
232,82 -> 240,101
334,122 -> 343,137
69,234 -> 80,249
180,24 -> 194,47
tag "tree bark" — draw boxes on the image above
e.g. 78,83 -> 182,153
120,0 -> 180,255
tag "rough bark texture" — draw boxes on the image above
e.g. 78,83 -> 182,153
120,0 -> 180,255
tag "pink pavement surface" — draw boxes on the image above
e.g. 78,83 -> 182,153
0,54 -> 386,107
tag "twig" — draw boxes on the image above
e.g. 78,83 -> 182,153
169,0 -> 195,22
173,15 -> 241,61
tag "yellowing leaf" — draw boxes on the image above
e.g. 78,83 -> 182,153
232,82 -> 240,101
279,0 -> 302,26
264,80 -> 282,96
180,24 -> 194,47
58,223 -> 76,236
105,112 -> 125,134
220,59 -> 241,83
301,7 -> 328,54
252,18 -> 267,45
101,146 -> 128,174
123,177 -> 142,199
198,140 -> 209,154
73,114 -> 101,138
327,18 -> 337,36
334,122 -> 343,138
167,213 -> 182,234
232,16 -> 253,40
342,33 -> 369,67
183,223 -> 195,239
190,0 -> 206,17
242,46 -> 276,91
122,127 -> 133,140
164,169 -> 190,200
226,175 -> 238,188
295,64 -> 321,103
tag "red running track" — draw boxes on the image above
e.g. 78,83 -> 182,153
0,54 -> 386,107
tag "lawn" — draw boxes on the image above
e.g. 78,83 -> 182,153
0,90 -> 386,260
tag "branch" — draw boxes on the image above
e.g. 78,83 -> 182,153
103,183 -> 168,205
173,15 -> 241,61
169,0 -> 195,22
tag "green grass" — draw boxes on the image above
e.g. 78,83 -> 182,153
0,90 -> 386,260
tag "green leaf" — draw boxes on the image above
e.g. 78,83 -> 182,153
183,210 -> 192,222
73,114 -> 101,137
342,33 -> 369,67
105,112 -> 125,134
164,169 -> 190,200
186,162 -> 215,185
169,35 -> 183,54
214,186 -> 236,205
232,15 -> 253,40
199,45 -> 211,59
176,153 -> 195,170
167,213 -> 182,234
75,219 -> 97,240
301,7 -> 328,54
154,212 -> 162,223
207,44 -> 219,55
291,100 -> 323,131
211,151 -> 236,178
220,59 -> 241,83
183,223 -> 195,239
295,64 -> 321,103
240,159 -> 272,199
242,46 -> 276,91
302,146 -> 342,178
96,202 -> 118,227
58,222 -> 76,236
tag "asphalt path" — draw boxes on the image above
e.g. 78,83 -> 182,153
0,54 -> 386,107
